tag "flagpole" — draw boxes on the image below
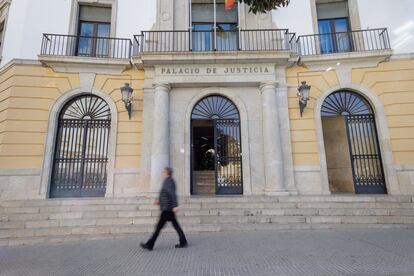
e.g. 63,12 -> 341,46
214,0 -> 217,51
189,0 -> 192,51
237,1 -> 241,50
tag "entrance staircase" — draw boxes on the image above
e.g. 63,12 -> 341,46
1,195 -> 414,246
193,171 -> 215,195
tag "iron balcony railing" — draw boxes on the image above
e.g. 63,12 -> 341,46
134,29 -> 293,53
296,28 -> 391,56
41,34 -> 132,59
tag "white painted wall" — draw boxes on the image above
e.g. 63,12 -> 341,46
1,0 -> 157,67
116,0 -> 156,41
272,0 -> 314,36
357,0 -> 414,54
2,0 -> 72,67
273,0 -> 414,54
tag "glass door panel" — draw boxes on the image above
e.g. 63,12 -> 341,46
77,22 -> 110,57
318,19 -> 334,54
216,23 -> 238,51
96,24 -> 110,57
78,22 -> 94,56
318,18 -> 351,54
192,24 -> 214,51
334,18 -> 351,52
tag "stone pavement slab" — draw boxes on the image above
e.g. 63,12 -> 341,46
1,228 -> 414,276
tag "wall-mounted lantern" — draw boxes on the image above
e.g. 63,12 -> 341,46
121,83 -> 134,119
297,81 -> 311,117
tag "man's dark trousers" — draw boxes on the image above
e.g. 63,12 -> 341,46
145,210 -> 187,248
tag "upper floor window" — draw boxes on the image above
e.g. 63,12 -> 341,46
77,5 -> 112,57
191,0 -> 238,51
316,0 -> 351,53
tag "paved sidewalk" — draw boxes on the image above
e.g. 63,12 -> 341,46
1,228 -> 414,276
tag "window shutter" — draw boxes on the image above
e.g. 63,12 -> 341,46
316,1 -> 349,20
79,6 -> 111,23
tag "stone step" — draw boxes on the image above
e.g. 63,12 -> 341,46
194,178 -> 214,181
0,217 -> 414,240
1,196 -> 414,245
195,182 -> 215,186
0,208 -> 414,225
194,187 -> 215,195
5,207 -> 414,223
3,213 -> 414,233
1,196 -> 412,209
3,204 -> 414,217
193,171 -> 215,175
2,201 -> 414,216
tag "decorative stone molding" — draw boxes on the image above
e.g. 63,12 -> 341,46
38,55 -> 131,75
40,88 -> 118,199
259,81 -> 278,93
0,0 -> 11,16
151,62 -> 277,86
0,0 -> 11,59
335,66 -> 352,88
79,73 -> 96,93
136,51 -> 291,69
301,50 -> 393,72
310,0 -> 361,34
69,0 -> 118,37
153,82 -> 171,92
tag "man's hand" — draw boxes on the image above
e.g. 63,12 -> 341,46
154,200 -> 160,205
172,207 -> 178,213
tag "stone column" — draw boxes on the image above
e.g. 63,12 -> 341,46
150,83 -> 171,192
260,82 -> 289,195
276,83 -> 298,195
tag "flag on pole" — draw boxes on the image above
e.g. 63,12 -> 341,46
225,0 -> 235,10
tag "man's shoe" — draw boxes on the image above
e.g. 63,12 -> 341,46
140,242 -> 153,251
175,243 -> 188,248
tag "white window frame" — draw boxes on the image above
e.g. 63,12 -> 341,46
69,0 -> 117,38
188,0 -> 241,50
311,0 -> 361,34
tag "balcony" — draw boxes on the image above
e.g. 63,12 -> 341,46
296,28 -> 391,56
41,34 -> 132,59
134,29 -> 294,53
132,29 -> 296,65
39,34 -> 132,73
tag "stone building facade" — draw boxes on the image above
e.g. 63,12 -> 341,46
0,0 -> 413,200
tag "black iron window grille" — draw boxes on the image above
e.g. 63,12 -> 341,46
50,95 -> 111,198
321,91 -> 387,194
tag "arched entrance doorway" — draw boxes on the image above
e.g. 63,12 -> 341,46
50,95 -> 111,198
321,91 -> 387,194
191,95 -> 243,195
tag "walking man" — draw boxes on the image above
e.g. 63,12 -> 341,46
140,167 -> 188,250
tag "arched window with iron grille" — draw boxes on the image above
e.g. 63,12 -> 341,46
321,90 -> 387,194
50,95 -> 111,198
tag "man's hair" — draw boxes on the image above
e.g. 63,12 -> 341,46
164,167 -> 173,176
